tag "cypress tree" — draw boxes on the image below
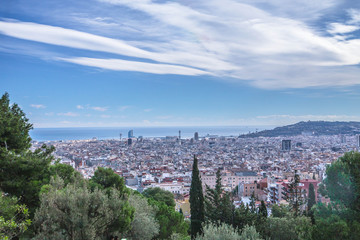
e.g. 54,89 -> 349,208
308,183 -> 316,212
190,156 -> 204,239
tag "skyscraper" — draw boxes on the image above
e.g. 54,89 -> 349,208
128,130 -> 134,138
282,140 -> 291,151
357,135 -> 360,148
194,132 -> 199,141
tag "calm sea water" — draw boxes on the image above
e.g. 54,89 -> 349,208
30,126 -> 272,141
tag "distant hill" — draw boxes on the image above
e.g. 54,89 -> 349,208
240,121 -> 360,138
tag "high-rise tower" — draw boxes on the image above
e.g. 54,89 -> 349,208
281,140 -> 291,151
128,130 -> 134,138
194,132 -> 199,141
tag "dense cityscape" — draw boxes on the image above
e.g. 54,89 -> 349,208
31,130 -> 360,217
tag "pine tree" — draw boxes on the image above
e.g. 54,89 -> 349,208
205,169 -> 222,222
249,192 -> 256,214
190,156 -> 204,239
258,200 -> 267,218
282,170 -> 306,216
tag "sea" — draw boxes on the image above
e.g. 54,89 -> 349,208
30,126 -> 273,142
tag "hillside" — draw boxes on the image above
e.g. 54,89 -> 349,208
240,121 -> 360,138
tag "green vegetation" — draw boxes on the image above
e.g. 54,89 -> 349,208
190,156 -> 205,239
0,194 -> 31,240
143,187 -> 176,207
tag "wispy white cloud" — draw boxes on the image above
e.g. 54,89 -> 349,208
1,1 -> 360,89
144,108 -> 152,112
348,9 -> 360,24
328,23 -> 360,35
100,114 -> 111,118
30,104 -> 46,109
76,105 -> 84,109
118,105 -> 131,111
58,57 -> 209,75
57,112 -> 80,117
91,106 -> 108,111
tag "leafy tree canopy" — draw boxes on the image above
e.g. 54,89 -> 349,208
0,193 -> 31,240
142,187 -> 176,208
0,92 -> 33,153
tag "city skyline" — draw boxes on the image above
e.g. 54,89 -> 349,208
1,0 -> 360,128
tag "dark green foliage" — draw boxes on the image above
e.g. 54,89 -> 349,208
142,187 -> 176,207
323,159 -> 354,208
233,203 -> 256,231
0,92 -> 33,153
339,152 -> 360,213
0,145 -> 54,214
322,151 -> 360,216
49,162 -> 82,186
0,193 -> 31,239
90,167 -> 129,196
205,169 -> 234,225
249,192 -> 256,213
264,215 -> 312,240
312,214 -> 350,240
258,201 -> 267,218
271,204 -> 289,218
148,199 -> 189,239
190,156 -> 205,239
308,183 -> 316,212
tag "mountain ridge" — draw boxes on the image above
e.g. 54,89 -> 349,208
240,121 -> 360,138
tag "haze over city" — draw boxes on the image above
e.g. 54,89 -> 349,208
1,0 -> 360,128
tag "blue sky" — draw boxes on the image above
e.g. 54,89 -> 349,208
1,0 -> 360,128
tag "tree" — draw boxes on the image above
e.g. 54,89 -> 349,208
0,92 -> 33,153
190,156 -> 204,239
0,193 -> 31,240
271,204 -> 289,218
143,187 -> 176,208
0,93 -> 54,216
148,198 -> 189,239
233,203 -> 256,232
282,170 -> 306,216
195,222 -> 239,240
249,192 -> 257,214
49,162 -> 81,186
308,183 -> 316,215
33,177 -> 134,239
323,158 -> 355,209
258,201 -> 267,218
127,194 -> 159,240
312,214 -> 350,240
195,222 -> 262,240
205,169 -> 233,225
240,225 -> 263,240
90,167 -> 128,196
0,145 -> 54,214
264,215 -> 312,240
323,152 -> 360,213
